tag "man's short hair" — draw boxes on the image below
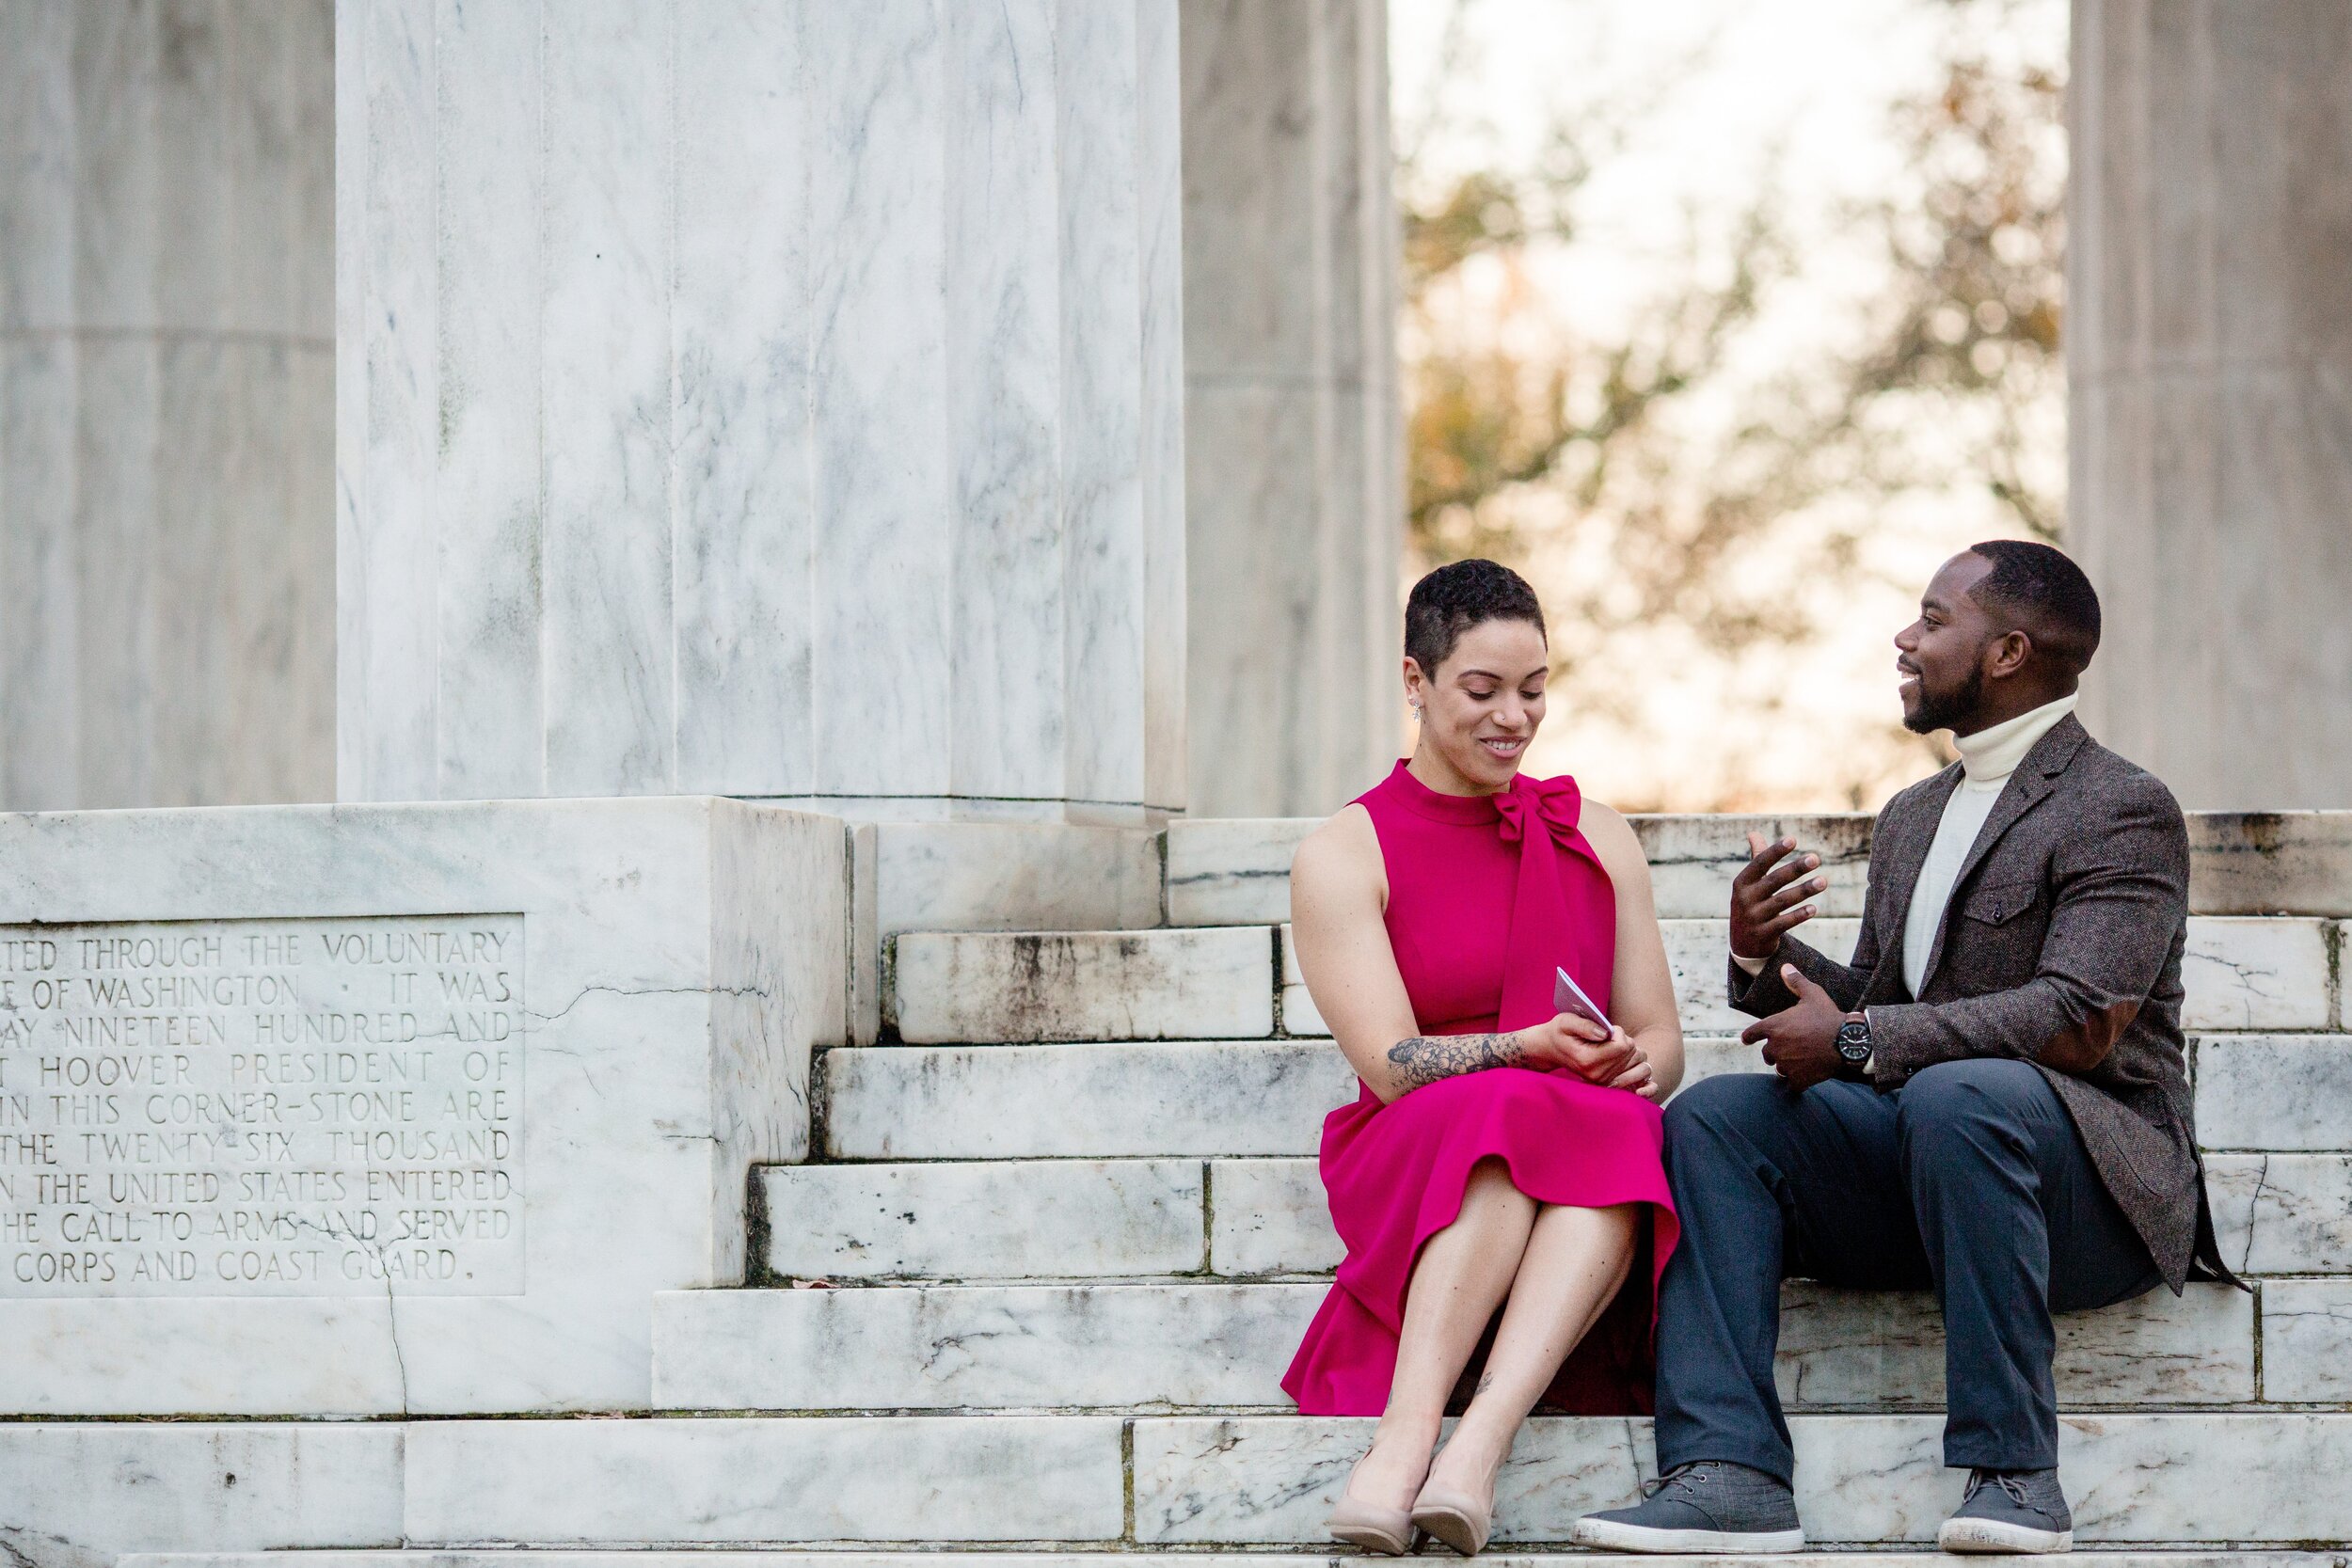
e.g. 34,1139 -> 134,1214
1967,539 -> 2102,674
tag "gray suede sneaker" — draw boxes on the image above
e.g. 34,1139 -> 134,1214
1938,1467 -> 2074,1554
1572,1461 -> 1806,1554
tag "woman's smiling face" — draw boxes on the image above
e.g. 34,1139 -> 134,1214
1406,616 -> 1550,792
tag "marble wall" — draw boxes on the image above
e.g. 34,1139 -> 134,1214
1179,0 -> 1404,818
337,0 -> 1185,822
2071,0 -> 2352,808
0,0 -> 336,810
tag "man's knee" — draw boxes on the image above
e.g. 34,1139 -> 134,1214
1662,1074 -> 1794,1189
1664,1070 -> 1786,1145
1898,1058 -> 2048,1149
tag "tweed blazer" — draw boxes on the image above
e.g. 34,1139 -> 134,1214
1727,713 -> 2235,1292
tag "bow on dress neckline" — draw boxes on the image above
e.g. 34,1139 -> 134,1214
1492,773 -> 1608,1032
1494,773 -> 1584,846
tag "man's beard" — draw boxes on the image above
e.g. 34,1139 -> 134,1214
1903,661 -> 1984,735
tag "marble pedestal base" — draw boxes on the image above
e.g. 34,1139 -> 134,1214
0,797 -> 845,1415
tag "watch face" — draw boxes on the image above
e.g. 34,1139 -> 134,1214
1836,1021 -> 1872,1062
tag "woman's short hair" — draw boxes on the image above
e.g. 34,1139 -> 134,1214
1405,559 -> 1547,677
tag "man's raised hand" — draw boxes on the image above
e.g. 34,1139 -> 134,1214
1730,831 -> 1827,964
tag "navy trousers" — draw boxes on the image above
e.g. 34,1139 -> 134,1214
1653,1058 -> 2162,1481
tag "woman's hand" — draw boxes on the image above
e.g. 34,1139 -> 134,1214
1519,1011 -> 1639,1086
1608,1033 -> 1662,1101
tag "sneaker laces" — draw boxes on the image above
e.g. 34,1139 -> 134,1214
1963,1469 -> 2036,1510
1640,1462 -> 1714,1500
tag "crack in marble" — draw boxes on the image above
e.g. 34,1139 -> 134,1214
528,980 -> 777,1025
2246,1155 -> 2275,1275
290,1213 -> 411,1416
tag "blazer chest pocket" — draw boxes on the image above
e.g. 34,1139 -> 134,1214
1963,878 -> 2042,927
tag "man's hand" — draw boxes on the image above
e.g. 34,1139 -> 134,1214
1741,966 -> 1850,1091
1522,1012 -> 1644,1091
1730,832 -> 1828,965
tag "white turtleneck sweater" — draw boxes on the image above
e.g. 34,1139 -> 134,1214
1734,692 -> 2079,996
1893,692 -> 2076,996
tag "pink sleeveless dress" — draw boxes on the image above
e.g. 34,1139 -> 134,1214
1280,761 -> 1680,1416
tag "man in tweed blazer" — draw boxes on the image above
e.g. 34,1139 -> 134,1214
1580,542 -> 2235,1558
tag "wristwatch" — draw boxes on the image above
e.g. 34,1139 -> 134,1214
1835,1012 -> 1874,1075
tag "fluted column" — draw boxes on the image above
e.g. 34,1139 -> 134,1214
0,0 -> 335,810
337,0 -> 1185,822
1179,0 -> 1403,817
2071,0 -> 2352,808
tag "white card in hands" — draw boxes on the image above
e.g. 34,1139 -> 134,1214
1553,965 -> 1613,1035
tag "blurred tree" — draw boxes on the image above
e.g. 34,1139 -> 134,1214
1399,0 -> 2067,765
1847,2 -> 2066,538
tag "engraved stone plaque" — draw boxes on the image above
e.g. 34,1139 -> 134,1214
0,914 -> 523,1296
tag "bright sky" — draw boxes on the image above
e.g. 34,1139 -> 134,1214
1389,0 -> 2067,812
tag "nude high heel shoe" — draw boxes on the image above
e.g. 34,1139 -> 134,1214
1412,1480 -> 1494,1558
1326,1493 -> 1417,1556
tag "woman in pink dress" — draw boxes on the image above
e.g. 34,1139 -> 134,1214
1285,560 -> 1684,1557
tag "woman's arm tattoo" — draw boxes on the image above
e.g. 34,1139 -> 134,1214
1385,1031 -> 1525,1087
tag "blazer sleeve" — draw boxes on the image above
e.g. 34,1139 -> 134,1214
1726,801 -> 1894,1019
1726,926 -> 1876,1018
1863,771 -> 2189,1087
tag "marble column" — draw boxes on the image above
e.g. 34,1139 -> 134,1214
337,0 -> 1185,823
0,0 -> 336,810
1178,0 -> 1402,818
2070,0 -> 2352,808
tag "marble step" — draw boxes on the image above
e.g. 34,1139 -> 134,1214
39,1414 -> 2352,1548
754,1147 -> 2352,1292
888,927 -> 1276,1042
1164,812 -> 2352,925
1279,921 -> 1868,1040
885,918 -> 2345,1044
118,1556 -> 2352,1568
1133,1413 -> 2352,1546
2207,1152 -> 2352,1272
752,1154 -> 1347,1279
1662,918 -> 2341,1034
757,1159 -> 1213,1279
650,1280 -> 2258,1412
818,1036 -> 2343,1163
0,1417 -> 1119,1549
1297,922 -> 2344,1039
820,1040 -> 1352,1160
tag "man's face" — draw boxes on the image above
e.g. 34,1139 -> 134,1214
1895,553 -> 1999,735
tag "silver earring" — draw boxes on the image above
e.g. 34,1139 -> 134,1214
1409,703 -> 1422,723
